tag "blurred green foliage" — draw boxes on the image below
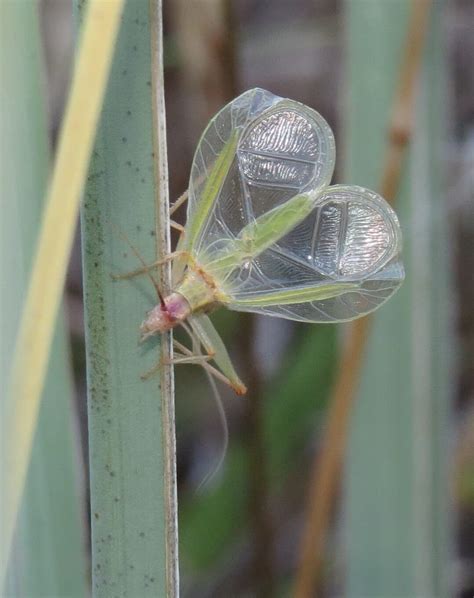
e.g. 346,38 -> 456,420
346,2 -> 450,596
1,1 -> 86,594
180,324 -> 336,570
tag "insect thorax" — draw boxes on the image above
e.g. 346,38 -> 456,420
175,266 -> 223,314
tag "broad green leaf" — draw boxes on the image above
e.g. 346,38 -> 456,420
79,1 -> 177,595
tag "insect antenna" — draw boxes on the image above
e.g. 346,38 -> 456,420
174,323 -> 230,491
196,369 -> 229,494
109,221 -> 166,308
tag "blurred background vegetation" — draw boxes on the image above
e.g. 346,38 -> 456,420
3,0 -> 473,596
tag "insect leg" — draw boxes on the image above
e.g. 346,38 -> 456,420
141,361 -> 162,381
171,224 -> 188,286
169,189 -> 188,216
173,338 -> 241,392
109,221 -> 163,298
163,354 -> 212,366
180,321 -> 208,356
172,333 -> 230,491
173,338 -> 202,358
111,250 -> 190,281
174,331 -> 246,396
141,350 -> 210,380
189,315 -> 247,395
170,220 -> 185,234
110,219 -> 190,306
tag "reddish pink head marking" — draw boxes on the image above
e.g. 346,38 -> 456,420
140,292 -> 191,339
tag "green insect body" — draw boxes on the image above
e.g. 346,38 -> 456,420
140,88 -> 404,394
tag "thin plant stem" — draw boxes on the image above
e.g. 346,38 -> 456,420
293,0 -> 433,595
149,0 -> 179,593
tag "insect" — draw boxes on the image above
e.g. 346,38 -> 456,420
120,88 -> 404,395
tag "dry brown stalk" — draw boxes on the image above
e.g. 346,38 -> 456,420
293,1 -> 433,596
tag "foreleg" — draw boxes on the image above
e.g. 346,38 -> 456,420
111,250 -> 189,282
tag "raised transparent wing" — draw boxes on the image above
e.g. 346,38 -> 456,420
209,186 -> 404,323
182,88 -> 336,259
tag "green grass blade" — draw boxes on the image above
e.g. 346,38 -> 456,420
13,325 -> 87,597
345,2 -> 450,595
1,1 -> 86,594
79,0 -> 177,595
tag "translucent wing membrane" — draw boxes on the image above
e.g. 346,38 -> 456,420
220,186 -> 404,322
181,88 -> 335,256
179,89 -> 404,324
